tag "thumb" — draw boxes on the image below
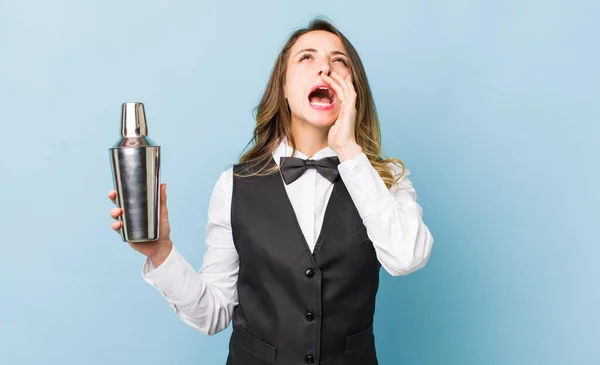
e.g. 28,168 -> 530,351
160,183 -> 168,218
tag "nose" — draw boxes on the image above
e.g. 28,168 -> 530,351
318,61 -> 331,76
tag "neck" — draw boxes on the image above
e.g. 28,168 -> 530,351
290,117 -> 329,158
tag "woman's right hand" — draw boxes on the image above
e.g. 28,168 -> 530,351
108,183 -> 173,264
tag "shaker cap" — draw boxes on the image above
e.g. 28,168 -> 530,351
121,102 -> 148,137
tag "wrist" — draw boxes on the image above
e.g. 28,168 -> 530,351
334,142 -> 363,162
149,240 -> 173,267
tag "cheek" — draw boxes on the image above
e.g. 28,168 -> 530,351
284,81 -> 305,115
332,64 -> 351,78
286,76 -> 306,102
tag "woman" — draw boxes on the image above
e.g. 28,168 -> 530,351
108,18 -> 434,365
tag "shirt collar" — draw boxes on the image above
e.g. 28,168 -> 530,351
272,136 -> 337,166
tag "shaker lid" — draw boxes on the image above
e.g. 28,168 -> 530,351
110,102 -> 159,148
121,102 -> 148,137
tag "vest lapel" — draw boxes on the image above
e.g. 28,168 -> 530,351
268,156 -> 336,262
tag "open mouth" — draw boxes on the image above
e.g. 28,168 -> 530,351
308,85 -> 335,110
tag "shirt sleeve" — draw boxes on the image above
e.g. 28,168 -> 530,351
141,168 -> 239,335
337,152 -> 434,276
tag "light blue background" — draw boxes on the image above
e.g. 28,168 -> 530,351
0,0 -> 598,364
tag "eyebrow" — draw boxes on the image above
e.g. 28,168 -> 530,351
295,48 -> 348,57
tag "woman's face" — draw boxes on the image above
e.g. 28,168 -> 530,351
284,30 -> 352,129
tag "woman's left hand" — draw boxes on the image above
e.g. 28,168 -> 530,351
322,71 -> 363,161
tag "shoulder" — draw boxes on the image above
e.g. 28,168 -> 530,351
384,160 -> 416,198
231,158 -> 279,182
209,166 -> 234,203
220,166 -> 235,181
385,160 -> 410,181
214,158 -> 276,194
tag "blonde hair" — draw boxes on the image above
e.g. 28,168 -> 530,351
236,17 -> 405,189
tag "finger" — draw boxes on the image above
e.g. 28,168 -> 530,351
320,73 -> 346,104
330,71 -> 350,101
108,190 -> 117,204
110,207 -> 123,219
160,183 -> 167,207
345,74 -> 357,101
112,220 -> 122,232
160,183 -> 168,220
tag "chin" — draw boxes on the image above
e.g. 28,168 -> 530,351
290,106 -> 338,129
306,116 -> 336,128
304,108 -> 338,128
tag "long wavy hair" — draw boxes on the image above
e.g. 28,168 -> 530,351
237,17 -> 405,189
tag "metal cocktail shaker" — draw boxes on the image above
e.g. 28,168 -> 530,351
109,102 -> 160,242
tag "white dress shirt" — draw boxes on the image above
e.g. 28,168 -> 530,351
142,139 -> 434,335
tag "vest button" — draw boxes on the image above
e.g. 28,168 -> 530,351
306,312 -> 315,321
305,268 -> 315,278
305,354 -> 314,364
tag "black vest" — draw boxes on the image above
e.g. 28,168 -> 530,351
226,159 -> 381,365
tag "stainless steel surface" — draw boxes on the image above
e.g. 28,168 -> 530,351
109,102 -> 161,242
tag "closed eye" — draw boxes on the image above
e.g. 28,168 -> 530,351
299,53 -> 313,61
333,57 -> 348,66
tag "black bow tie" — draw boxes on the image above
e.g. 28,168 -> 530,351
279,156 -> 340,185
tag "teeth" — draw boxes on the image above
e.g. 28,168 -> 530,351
317,87 -> 333,98
311,101 -> 331,107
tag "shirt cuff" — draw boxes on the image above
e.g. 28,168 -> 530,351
141,244 -> 198,298
337,152 -> 396,220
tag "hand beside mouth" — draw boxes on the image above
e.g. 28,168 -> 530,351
308,84 -> 335,110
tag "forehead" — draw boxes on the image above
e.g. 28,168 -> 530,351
291,30 -> 346,53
